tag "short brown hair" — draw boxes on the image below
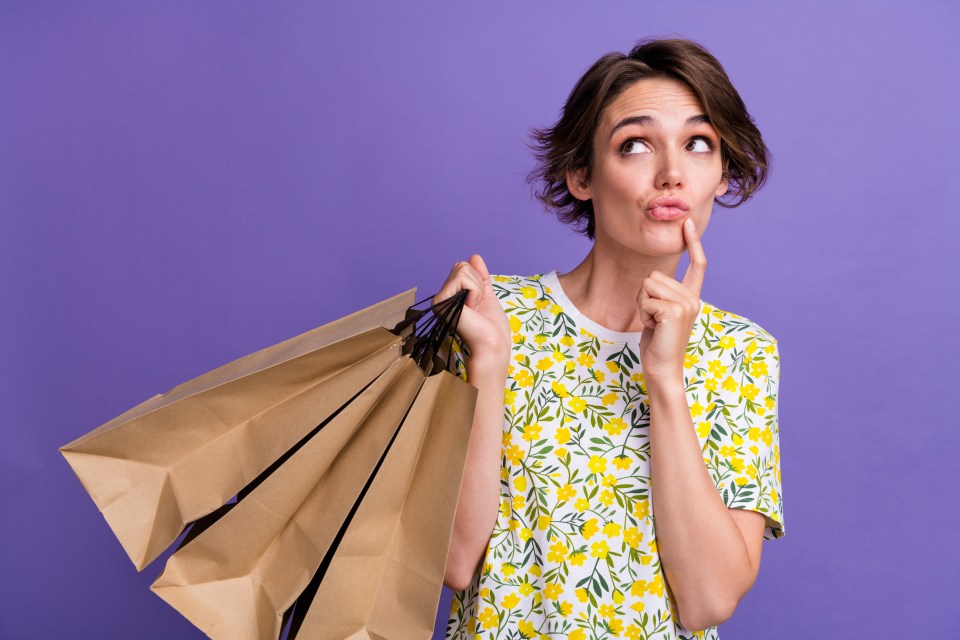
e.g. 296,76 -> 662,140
525,37 -> 771,240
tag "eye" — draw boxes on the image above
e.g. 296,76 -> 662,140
620,138 -> 651,155
687,136 -> 715,153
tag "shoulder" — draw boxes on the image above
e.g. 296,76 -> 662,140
696,301 -> 780,382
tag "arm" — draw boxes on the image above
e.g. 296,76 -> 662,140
647,379 -> 766,630
443,351 -> 509,590
430,254 -> 512,591
637,219 -> 766,630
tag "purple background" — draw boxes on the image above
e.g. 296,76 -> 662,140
2,2 -> 957,638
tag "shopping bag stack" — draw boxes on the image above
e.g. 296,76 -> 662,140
60,287 -> 478,639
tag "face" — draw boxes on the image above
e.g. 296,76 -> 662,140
567,77 -> 728,257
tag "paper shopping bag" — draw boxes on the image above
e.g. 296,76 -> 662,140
60,288 -> 416,570
149,355 -> 427,640
290,368 -> 477,640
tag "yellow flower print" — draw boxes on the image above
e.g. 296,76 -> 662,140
609,618 -> 624,634
506,444 -> 525,465
598,604 -> 616,618
569,397 -> 587,412
522,422 -> 542,441
630,601 -> 645,614
569,629 -> 586,640
555,447 -> 568,458
647,575 -> 665,597
696,421 -> 711,438
547,541 -> 568,563
705,378 -> 718,391
746,340 -> 758,355
559,601 -> 573,617
551,380 -> 569,397
731,431 -> 742,445
612,590 -> 624,604
751,360 -> 768,376
602,522 -> 622,537
606,361 -> 620,373
499,499 -> 510,518
719,445 -> 736,458
581,518 -> 599,538
574,497 -> 590,512
750,445 -> 759,455
601,391 -> 619,406
537,515 -> 552,530
765,396 -> 775,409
509,315 -> 522,333
575,588 -> 590,603
550,303 -> 563,315
554,427 -> 571,445
557,483 -> 576,501
718,336 -> 736,349
604,417 -> 627,436
478,606 -> 498,629
577,353 -> 595,367
529,564 -> 542,576
559,335 -> 574,348
647,538 -> 657,554
519,286 -> 537,299
514,369 -> 534,387
519,527 -> 532,541
623,526 -> 642,549
501,592 -> 520,609
626,623 -> 642,639
613,455 -> 631,470
765,343 -> 776,354
534,298 -> 549,310
594,370 -> 606,383
551,350 -> 566,363
734,476 -> 749,486
565,360 -> 576,373
518,620 -> 537,637
771,487 -> 779,502
731,457 -> 745,472
544,582 -> 562,600
748,427 -> 761,441
747,464 -> 758,478
740,383 -> 759,401
505,389 -> 517,405
512,494 -> 525,510
630,580 -> 647,597
684,353 -> 699,368
588,456 -> 607,474
569,551 -> 586,566
708,359 -> 725,377
722,376 -> 738,392
689,401 -> 704,418
493,275 -> 509,283
519,582 -> 534,596
514,475 -> 527,491
536,357 -> 553,371
633,499 -> 650,519
599,490 -> 615,506
761,427 -> 773,445
591,540 -> 609,559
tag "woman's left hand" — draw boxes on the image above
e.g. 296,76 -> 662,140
637,218 -> 706,385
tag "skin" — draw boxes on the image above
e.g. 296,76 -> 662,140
437,77 -> 766,631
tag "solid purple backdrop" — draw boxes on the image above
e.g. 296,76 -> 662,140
2,2 -> 958,638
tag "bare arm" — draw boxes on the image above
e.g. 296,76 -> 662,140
647,379 -> 765,630
430,254 -> 511,591
443,350 -> 508,590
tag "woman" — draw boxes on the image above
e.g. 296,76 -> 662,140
435,37 -> 784,640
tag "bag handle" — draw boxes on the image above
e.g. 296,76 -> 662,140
390,289 -> 469,376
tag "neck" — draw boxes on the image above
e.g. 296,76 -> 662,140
558,238 -> 683,334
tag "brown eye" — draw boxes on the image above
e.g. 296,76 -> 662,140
688,136 -> 715,152
621,139 -> 650,155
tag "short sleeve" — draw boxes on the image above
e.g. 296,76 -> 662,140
696,328 -> 784,540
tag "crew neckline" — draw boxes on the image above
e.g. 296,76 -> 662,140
539,269 -> 705,344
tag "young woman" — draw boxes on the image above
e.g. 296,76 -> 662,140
434,38 -> 784,640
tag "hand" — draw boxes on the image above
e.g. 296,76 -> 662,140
433,254 -> 511,366
637,218 -> 706,385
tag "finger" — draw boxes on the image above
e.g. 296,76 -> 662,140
434,262 -> 484,309
468,254 -> 496,299
640,273 -> 684,305
681,218 -> 707,295
636,284 -> 656,329
648,271 -> 698,314
639,297 -> 685,326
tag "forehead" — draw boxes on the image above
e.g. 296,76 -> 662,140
600,77 -> 706,133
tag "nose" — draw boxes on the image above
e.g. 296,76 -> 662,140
655,148 -> 683,189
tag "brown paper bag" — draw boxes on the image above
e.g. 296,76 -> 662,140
291,369 -> 477,640
149,356 -> 427,639
60,288 -> 416,570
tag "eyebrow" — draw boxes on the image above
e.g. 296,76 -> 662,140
608,114 -> 711,140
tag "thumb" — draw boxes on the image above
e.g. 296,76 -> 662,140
469,253 -> 495,298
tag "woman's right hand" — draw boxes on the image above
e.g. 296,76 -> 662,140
432,254 -> 511,366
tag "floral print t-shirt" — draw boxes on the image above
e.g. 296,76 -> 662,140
444,271 -> 784,640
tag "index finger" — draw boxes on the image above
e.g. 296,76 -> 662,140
680,218 -> 706,294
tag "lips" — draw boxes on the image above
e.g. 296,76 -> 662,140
647,196 -> 689,221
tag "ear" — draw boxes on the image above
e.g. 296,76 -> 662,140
715,161 -> 730,197
565,167 -> 591,201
